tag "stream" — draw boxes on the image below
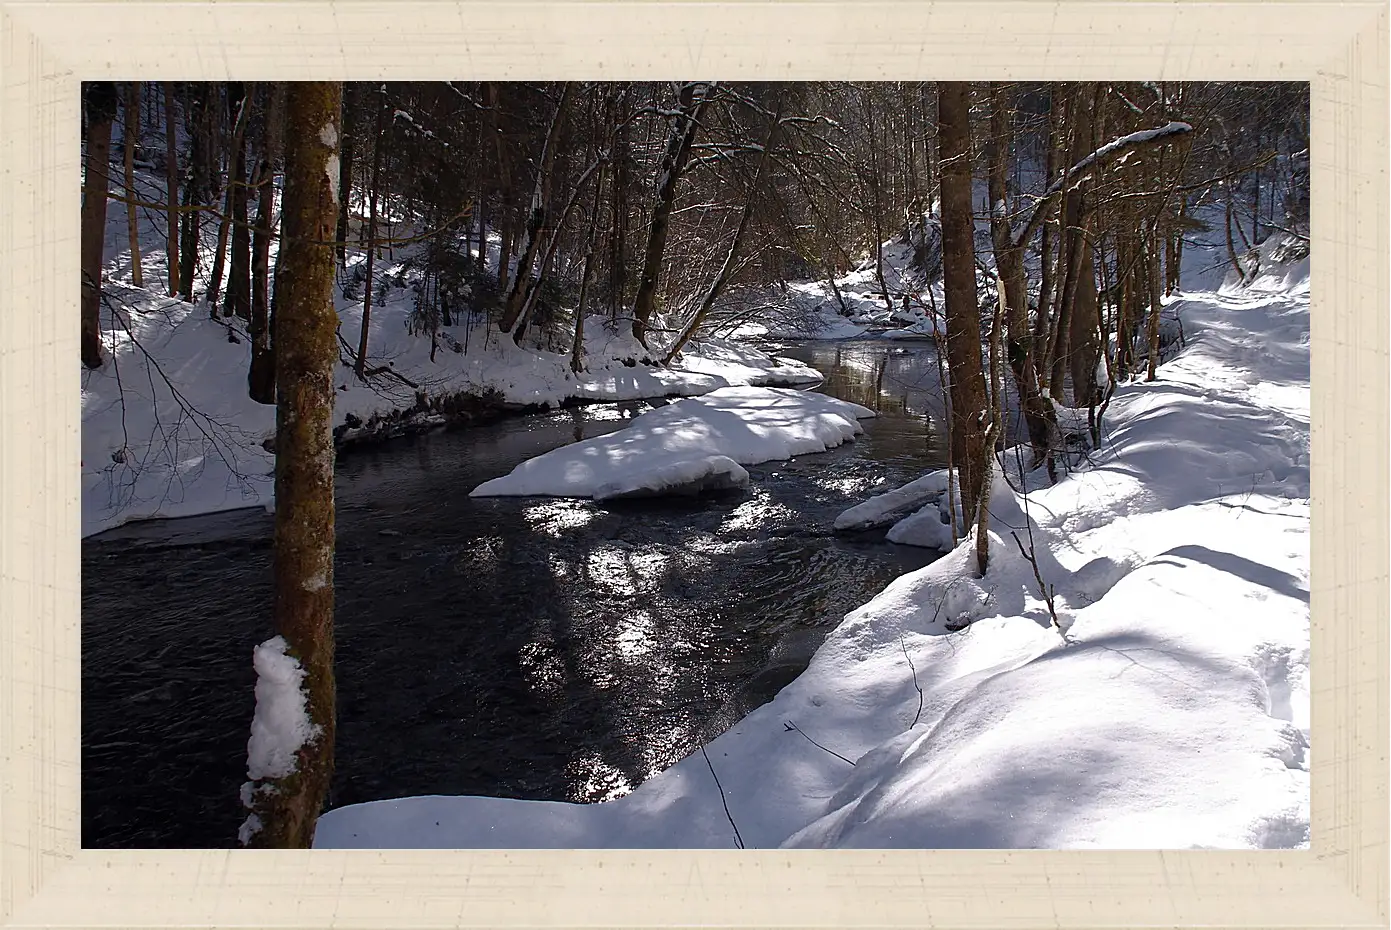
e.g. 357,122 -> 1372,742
81,338 -> 951,848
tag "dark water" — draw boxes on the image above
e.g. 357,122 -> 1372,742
82,340 -> 950,848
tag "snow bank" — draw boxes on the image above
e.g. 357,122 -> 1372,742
470,387 -> 874,500
317,239 -> 1309,851
834,469 -> 952,531
672,337 -> 823,387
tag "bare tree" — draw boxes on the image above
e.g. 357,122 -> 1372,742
249,83 -> 285,405
225,81 -> 254,321
353,86 -> 389,379
122,82 -> 144,289
163,82 -> 181,298
630,81 -> 712,350
664,94 -> 784,363
985,83 -> 1057,472
81,81 -> 119,369
498,83 -> 574,337
936,82 -> 990,533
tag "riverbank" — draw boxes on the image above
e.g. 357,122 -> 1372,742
82,282 -> 819,538
314,245 -> 1310,849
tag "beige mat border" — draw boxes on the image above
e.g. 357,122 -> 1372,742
0,2 -> 1385,927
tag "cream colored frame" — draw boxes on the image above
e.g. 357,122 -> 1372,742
1,2 -> 1385,927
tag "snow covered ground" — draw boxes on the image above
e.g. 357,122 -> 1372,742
470,386 -> 873,501
81,168 -> 820,537
315,241 -> 1310,850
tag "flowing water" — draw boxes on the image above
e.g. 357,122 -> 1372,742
81,339 -> 951,848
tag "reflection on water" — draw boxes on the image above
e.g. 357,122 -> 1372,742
794,341 -> 946,419
82,341 -> 951,848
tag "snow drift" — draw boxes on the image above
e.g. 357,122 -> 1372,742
469,386 -> 875,500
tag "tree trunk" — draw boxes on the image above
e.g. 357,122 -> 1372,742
1068,226 -> 1100,408
1034,90 -> 1061,375
206,84 -> 254,315
241,80 -> 341,850
497,83 -> 574,338
986,82 -> 1057,472
1144,227 -> 1164,381
163,83 -> 181,298
335,84 -> 356,265
513,153 -> 603,344
354,90 -> 388,379
609,86 -> 630,317
484,82 -> 512,294
1046,82 -> 1098,403
250,83 -> 285,405
1224,184 -> 1246,282
497,222 -> 512,293
178,86 -> 206,302
226,82 -> 253,321
864,94 -> 893,310
476,189 -> 488,272
123,82 -> 144,288
936,82 -> 990,527
81,82 -> 119,369
1169,197 -> 1187,295
630,82 -> 712,350
570,160 -> 608,374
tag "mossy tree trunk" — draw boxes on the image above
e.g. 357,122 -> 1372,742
243,80 -> 341,849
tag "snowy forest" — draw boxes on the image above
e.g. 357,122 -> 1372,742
81,80 -> 1311,850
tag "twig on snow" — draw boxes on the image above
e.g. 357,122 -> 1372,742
700,745 -> 745,849
784,720 -> 856,767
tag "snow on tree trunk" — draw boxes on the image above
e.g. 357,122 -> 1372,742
81,82 -> 118,369
241,81 -> 341,849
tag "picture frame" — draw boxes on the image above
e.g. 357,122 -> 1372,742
1,2 -> 1385,926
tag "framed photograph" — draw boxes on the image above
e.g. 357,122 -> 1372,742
2,1 -> 1385,926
